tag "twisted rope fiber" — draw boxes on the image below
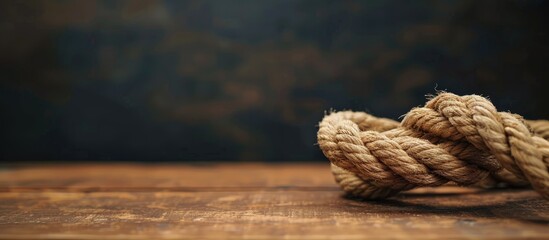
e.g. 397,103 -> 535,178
317,92 -> 549,199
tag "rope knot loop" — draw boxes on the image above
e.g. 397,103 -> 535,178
318,92 -> 549,199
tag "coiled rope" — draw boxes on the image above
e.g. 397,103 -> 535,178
317,92 -> 549,199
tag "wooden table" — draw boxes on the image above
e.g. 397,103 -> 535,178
0,163 -> 547,239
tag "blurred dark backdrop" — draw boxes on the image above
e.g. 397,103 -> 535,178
1,0 -> 548,162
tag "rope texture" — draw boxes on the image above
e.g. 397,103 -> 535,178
317,92 -> 549,199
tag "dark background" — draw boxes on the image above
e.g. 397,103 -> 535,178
1,0 -> 547,162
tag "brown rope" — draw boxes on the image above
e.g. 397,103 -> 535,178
317,92 -> 549,199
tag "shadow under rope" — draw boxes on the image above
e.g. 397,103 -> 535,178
341,188 -> 549,225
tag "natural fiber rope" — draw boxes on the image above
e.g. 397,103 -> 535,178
317,92 -> 549,199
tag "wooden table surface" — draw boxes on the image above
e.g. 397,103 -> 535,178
0,163 -> 547,239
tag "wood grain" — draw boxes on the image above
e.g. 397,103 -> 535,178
0,164 -> 548,239
0,164 -> 336,190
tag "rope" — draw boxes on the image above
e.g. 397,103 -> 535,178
317,92 -> 549,199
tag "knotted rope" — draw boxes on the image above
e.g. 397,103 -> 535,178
317,92 -> 549,199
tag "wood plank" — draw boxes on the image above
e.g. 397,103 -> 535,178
0,164 -> 547,239
0,188 -> 547,239
0,164 -> 337,190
